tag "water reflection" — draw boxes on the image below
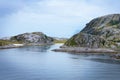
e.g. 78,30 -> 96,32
0,44 -> 120,80
89,58 -> 120,64
17,45 -> 51,52
68,53 -> 120,64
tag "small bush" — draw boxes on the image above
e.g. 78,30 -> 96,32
108,20 -> 119,26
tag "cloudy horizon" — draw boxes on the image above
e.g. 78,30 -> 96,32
0,0 -> 120,38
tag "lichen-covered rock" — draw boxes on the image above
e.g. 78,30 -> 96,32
10,32 -> 54,45
65,14 -> 120,48
65,33 -> 109,48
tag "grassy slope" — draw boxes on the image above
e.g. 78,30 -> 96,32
0,40 -> 20,46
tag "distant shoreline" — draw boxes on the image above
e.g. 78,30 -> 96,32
0,43 -> 55,49
0,44 -> 24,49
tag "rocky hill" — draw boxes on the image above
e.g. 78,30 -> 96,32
64,14 -> 120,49
10,32 -> 54,45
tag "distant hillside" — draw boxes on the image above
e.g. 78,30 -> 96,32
10,32 -> 54,45
53,37 -> 68,43
65,14 -> 120,49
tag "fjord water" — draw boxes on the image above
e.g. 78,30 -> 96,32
0,44 -> 120,80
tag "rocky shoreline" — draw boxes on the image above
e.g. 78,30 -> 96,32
0,43 -> 54,49
0,44 -> 24,49
52,46 -> 120,59
52,47 -> 117,53
52,14 -> 120,59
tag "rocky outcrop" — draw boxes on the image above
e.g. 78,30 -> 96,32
53,47 -> 117,53
64,14 -> 120,49
10,32 -> 54,45
0,32 -> 54,49
65,33 -> 109,48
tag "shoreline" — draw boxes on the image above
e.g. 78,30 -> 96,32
1,43 -> 120,59
0,43 -> 54,49
52,47 -> 120,59
0,44 -> 24,49
52,47 -> 118,53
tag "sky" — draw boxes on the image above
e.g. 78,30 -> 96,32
0,0 -> 120,38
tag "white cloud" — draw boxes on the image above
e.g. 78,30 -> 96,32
1,0 -> 120,37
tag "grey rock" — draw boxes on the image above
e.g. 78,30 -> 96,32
52,47 -> 117,53
10,32 -> 54,45
65,14 -> 120,48
65,33 -> 108,48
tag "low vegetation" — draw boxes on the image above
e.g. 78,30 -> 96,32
0,40 -> 20,46
54,39 -> 67,43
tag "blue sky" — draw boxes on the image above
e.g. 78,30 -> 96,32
0,0 -> 120,38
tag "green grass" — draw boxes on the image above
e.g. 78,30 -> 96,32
0,40 -> 21,46
54,39 -> 67,43
69,39 -> 77,46
64,38 -> 77,46
0,40 -> 12,46
108,20 -> 119,26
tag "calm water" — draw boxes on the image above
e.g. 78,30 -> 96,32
0,44 -> 120,80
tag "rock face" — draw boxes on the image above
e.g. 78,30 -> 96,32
10,32 -> 54,45
65,14 -> 120,48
